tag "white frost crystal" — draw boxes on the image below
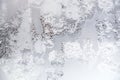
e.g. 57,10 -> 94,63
34,40 -> 46,54
49,50 -> 65,66
49,50 -> 57,62
98,0 -> 114,12
63,41 -> 82,59
0,0 -> 120,80
39,0 -> 96,38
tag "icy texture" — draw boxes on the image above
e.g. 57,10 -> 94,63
0,0 -> 120,80
39,0 -> 96,38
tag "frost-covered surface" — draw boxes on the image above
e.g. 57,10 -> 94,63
0,0 -> 120,80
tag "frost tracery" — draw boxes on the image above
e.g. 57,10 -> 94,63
0,0 -> 120,80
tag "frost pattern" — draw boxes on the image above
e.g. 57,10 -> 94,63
0,0 -> 120,80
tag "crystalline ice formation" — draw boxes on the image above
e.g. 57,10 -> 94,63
38,0 -> 96,38
63,41 -> 82,59
0,0 -> 120,80
98,0 -> 114,12
48,50 -> 65,66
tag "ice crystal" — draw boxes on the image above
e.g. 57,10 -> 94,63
0,0 -> 120,80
